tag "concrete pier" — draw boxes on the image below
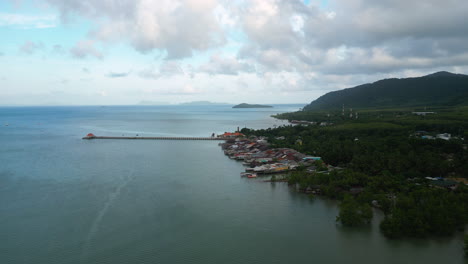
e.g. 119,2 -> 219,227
82,136 -> 228,140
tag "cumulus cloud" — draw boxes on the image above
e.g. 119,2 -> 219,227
236,0 -> 468,75
19,41 -> 44,54
198,54 -> 255,75
70,40 -> 103,59
18,0 -> 467,104
138,68 -> 159,79
46,0 -> 225,59
43,0 -> 468,74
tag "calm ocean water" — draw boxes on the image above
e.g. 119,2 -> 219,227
0,105 -> 464,264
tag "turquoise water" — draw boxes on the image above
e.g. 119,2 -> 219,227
0,105 -> 465,264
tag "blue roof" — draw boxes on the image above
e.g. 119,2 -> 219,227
303,157 -> 321,161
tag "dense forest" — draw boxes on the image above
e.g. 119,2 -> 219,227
241,106 -> 468,239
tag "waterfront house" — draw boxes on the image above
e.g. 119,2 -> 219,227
436,133 -> 451,140
219,132 -> 245,138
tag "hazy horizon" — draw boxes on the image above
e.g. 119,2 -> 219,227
0,102 -> 307,107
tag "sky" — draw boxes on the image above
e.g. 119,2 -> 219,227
1,0 -> 468,106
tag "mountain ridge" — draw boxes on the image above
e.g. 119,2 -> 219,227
304,71 -> 468,110
233,103 -> 273,108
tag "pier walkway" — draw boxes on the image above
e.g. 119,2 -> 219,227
82,136 -> 228,141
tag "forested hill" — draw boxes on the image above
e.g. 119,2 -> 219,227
304,71 -> 468,110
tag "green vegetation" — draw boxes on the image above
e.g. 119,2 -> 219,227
233,103 -> 273,108
337,195 -> 373,226
303,71 -> 468,111
380,187 -> 467,238
241,106 -> 468,239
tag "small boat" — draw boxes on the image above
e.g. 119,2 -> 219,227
241,172 -> 257,178
247,173 -> 257,178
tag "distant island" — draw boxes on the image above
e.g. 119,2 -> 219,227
233,103 -> 273,108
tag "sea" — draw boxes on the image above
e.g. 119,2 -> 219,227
0,105 -> 465,264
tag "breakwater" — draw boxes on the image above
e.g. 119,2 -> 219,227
82,136 -> 228,140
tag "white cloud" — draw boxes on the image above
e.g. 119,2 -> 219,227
234,0 -> 468,76
290,14 -> 304,34
139,61 -> 187,79
0,13 -> 57,29
43,0 -> 468,75
214,4 -> 237,28
198,54 -> 254,75
46,0 -> 225,59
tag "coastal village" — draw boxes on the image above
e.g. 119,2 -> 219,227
218,131 -> 467,192
218,131 -> 338,181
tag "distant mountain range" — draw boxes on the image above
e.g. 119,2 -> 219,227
233,103 -> 273,108
304,71 -> 468,110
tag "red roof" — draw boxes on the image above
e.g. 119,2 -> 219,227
87,133 -> 95,137
222,132 -> 245,137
